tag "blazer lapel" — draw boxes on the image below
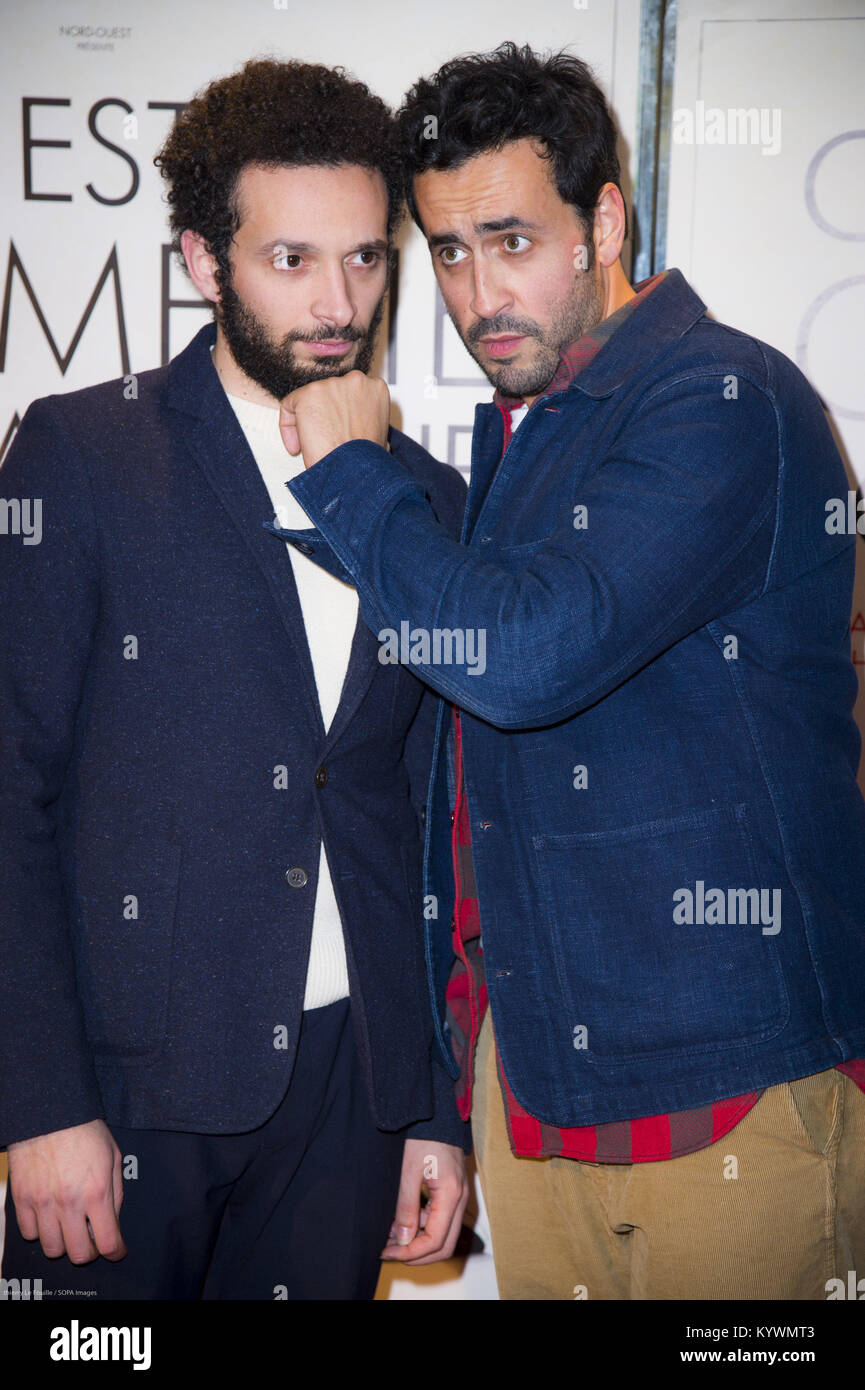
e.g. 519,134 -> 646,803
167,326 -> 324,736
321,613 -> 381,751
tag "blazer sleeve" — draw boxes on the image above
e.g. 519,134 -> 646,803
404,1051 -> 472,1152
0,399 -> 105,1146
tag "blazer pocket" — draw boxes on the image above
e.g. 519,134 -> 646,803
532,803 -> 789,1064
73,835 -> 182,1057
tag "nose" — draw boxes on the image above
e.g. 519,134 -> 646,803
469,257 -> 511,322
310,263 -> 355,333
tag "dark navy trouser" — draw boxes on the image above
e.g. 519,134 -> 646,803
2,999 -> 405,1300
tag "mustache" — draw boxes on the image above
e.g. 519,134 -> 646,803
286,325 -> 366,345
466,316 -> 542,346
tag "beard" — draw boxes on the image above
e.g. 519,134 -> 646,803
459,265 -> 605,398
216,271 -> 387,401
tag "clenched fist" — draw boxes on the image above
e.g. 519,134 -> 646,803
280,370 -> 390,468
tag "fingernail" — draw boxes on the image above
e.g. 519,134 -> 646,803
396,1226 -> 413,1246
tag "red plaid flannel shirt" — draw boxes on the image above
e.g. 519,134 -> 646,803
443,272 -> 865,1161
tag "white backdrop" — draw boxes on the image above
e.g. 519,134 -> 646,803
665,0 -> 865,793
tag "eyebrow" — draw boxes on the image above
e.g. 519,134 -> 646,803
427,217 -> 541,248
257,238 -> 389,255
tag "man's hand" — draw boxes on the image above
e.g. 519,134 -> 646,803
7,1119 -> 127,1264
279,370 -> 390,468
381,1138 -> 470,1266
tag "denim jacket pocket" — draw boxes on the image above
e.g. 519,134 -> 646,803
532,803 -> 789,1064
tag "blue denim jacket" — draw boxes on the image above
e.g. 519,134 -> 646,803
277,268 -> 865,1126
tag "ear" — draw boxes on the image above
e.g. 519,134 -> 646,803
592,183 -> 628,269
180,229 -> 221,305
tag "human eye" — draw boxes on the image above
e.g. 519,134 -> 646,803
272,244 -> 303,271
346,249 -> 381,268
436,245 -> 468,266
502,233 -> 531,253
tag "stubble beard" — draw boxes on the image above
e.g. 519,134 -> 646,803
459,267 -> 605,398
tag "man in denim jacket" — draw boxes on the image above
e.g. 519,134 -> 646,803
269,43 -> 865,1299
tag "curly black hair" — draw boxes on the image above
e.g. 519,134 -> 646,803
155,58 -> 404,284
396,41 -> 627,243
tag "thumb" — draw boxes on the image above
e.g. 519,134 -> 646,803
391,1161 -> 422,1246
280,405 -> 300,456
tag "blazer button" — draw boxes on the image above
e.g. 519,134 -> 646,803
314,765 -> 328,788
285,866 -> 308,888
295,542 -> 314,556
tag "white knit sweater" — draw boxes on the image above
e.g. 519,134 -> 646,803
227,392 -> 355,1010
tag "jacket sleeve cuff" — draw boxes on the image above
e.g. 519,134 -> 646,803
261,518 -> 354,585
1,1073 -> 106,1150
283,441 -> 426,595
405,1053 -> 472,1153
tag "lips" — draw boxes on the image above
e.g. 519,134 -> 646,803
481,335 -> 525,358
306,340 -> 354,357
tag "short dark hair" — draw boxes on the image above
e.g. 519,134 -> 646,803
397,41 -> 627,243
155,58 -> 403,283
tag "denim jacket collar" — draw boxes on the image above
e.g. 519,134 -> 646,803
493,266 -> 707,412
568,266 -> 707,399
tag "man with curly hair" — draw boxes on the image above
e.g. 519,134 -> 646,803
0,58 -> 468,1301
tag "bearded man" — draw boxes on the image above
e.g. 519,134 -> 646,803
0,57 -> 468,1301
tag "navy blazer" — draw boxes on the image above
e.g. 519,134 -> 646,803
0,323 -> 468,1149
275,268 -> 865,1126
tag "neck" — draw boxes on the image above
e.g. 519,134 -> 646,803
211,326 -> 280,408
602,259 -> 636,318
521,259 -> 635,406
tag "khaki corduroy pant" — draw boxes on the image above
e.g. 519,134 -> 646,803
473,1009 -> 865,1300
